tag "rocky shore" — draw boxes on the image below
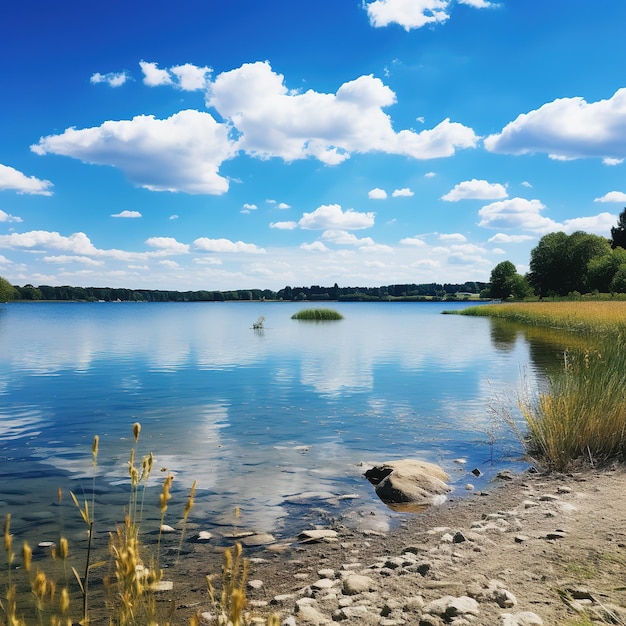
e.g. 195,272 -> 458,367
177,465 -> 626,626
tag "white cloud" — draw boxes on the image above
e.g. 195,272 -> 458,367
207,61 -> 477,164
485,88 -> 626,161
298,204 -> 375,230
170,63 -> 212,90
277,202 -> 291,209
158,259 -> 180,268
0,210 -> 22,223
399,236 -> 426,246
439,233 -> 467,241
442,178 -> 508,201
478,198 -> 558,232
521,181 -> 532,188
145,237 -> 190,254
43,255 -> 104,266
193,238 -> 266,253
369,188 -> 388,199
365,0 -> 451,30
603,157 -> 624,166
458,0 -> 496,7
139,61 -> 173,86
243,203 -> 258,211
321,230 -> 380,248
0,163 -> 53,196
32,110 -> 237,195
392,187 -> 414,197
300,241 -> 329,252
111,210 -> 142,218
492,248 -> 506,255
90,71 -> 129,87
169,214 -> 179,220
487,233 -> 534,243
270,221 -> 298,230
424,171 -> 436,178
594,191 -> 626,203
562,212 -> 616,236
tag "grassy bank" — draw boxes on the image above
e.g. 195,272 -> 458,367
457,302 -> 626,470
291,308 -> 343,321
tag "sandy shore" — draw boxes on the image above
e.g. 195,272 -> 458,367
169,465 -> 626,626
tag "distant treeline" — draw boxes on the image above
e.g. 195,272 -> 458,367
11,281 -> 488,302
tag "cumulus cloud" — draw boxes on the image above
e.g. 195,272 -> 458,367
562,212 -> 616,236
32,110 -> 237,195
43,255 -> 104,266
90,71 -> 129,87
485,88 -> 626,161
399,236 -> 426,246
140,61 -> 212,90
439,233 -> 467,241
0,210 -> 22,223
365,0 -> 451,30
487,233 -> 535,243
594,191 -> 626,203
478,198 -> 557,232
442,179 -> 508,201
112,210 -> 142,218
392,187 -> 414,197
242,203 -> 258,210
298,204 -> 375,230
145,237 -> 190,254
207,61 -> 477,164
0,163 -> 53,195
139,61 -> 173,86
277,202 -> 291,209
369,188 -> 388,199
300,241 -> 329,252
270,221 -> 298,230
321,230 -> 381,248
193,238 -> 266,253
458,0 -> 496,7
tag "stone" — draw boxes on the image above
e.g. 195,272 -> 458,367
295,602 -> 331,624
501,611 -> 544,626
195,530 -> 212,542
160,524 -> 176,533
364,459 -> 451,506
248,579 -> 264,590
342,573 -> 376,595
423,595 -> 480,618
299,529 -> 339,543
240,533 -> 276,546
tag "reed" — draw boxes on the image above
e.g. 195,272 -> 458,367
0,424 -> 279,626
459,302 -> 626,470
291,308 -> 343,321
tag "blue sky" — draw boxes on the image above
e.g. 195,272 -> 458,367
2,0 -> 626,291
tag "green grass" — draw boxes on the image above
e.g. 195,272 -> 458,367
460,302 -> 626,471
291,308 -> 343,321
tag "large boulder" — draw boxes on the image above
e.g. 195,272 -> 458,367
364,459 -> 451,508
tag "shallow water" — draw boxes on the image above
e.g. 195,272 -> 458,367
0,301 -> 556,544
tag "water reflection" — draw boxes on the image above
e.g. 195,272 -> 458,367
0,302 -> 552,543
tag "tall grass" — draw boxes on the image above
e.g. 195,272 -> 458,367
291,308 -> 343,321
519,340 -> 626,471
0,424 -> 279,626
461,302 -> 626,470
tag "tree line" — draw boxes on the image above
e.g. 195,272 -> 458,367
0,279 -> 488,303
487,208 -> 626,299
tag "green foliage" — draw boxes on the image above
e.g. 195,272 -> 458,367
488,261 -> 532,299
0,276 -> 17,302
291,308 -> 344,320
610,207 -> 626,249
528,231 -> 611,296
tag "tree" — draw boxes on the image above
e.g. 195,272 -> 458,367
528,231 -> 610,296
610,208 -> 626,249
0,276 -> 16,301
488,261 -> 532,300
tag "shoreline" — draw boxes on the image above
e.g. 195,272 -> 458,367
169,466 -> 626,625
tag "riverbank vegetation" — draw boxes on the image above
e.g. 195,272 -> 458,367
0,424 -> 278,626
458,302 -> 626,471
291,308 -> 344,320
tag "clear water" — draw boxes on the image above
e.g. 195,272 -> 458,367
0,301 -> 550,544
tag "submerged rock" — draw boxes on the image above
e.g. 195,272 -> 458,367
364,459 -> 451,508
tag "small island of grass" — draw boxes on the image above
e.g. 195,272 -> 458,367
291,308 -> 344,321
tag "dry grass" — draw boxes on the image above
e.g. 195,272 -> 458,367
0,424 -> 279,626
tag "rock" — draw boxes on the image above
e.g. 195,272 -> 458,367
299,529 -> 339,543
295,602 -> 331,624
544,531 -> 567,540
423,595 -> 480,619
501,611 -> 544,625
240,533 -> 276,546
364,459 -> 451,506
471,468 -> 482,477
496,470 -> 515,480
342,574 -> 376,595
248,579 -> 264,590
194,530 -> 212,542
160,524 -> 176,533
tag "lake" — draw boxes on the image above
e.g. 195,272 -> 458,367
0,301 -> 557,546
